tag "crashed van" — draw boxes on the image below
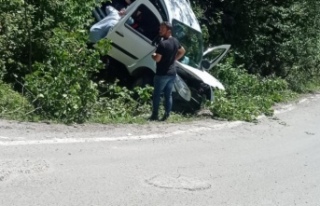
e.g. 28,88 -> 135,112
92,0 -> 230,112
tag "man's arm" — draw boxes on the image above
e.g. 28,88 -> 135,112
175,46 -> 186,61
152,53 -> 162,62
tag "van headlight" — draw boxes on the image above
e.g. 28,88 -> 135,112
174,75 -> 191,101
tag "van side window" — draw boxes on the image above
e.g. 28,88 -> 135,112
125,5 -> 160,41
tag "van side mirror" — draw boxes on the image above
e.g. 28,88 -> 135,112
201,59 -> 211,70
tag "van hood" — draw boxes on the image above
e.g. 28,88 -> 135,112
176,61 -> 225,90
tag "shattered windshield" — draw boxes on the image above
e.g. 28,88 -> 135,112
172,20 -> 203,69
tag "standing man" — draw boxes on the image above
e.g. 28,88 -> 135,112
150,22 -> 186,121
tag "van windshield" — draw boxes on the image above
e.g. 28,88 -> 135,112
172,20 -> 203,69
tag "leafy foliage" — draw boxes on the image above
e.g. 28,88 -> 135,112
207,58 -> 295,121
24,29 -> 101,123
0,0 -> 107,123
90,82 -> 153,123
192,0 -> 320,89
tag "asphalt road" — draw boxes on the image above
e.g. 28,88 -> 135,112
0,94 -> 320,206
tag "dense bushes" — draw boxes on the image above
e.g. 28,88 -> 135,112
191,0 -> 320,121
24,29 -> 101,123
208,58 -> 294,121
1,0 -> 104,123
90,83 -> 153,123
192,0 -> 320,90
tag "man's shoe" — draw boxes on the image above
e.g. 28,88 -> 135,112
148,115 -> 159,121
160,114 -> 169,121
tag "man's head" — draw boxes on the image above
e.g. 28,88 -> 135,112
125,0 -> 134,5
159,21 -> 172,38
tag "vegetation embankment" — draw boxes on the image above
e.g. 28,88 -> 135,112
0,0 -> 320,123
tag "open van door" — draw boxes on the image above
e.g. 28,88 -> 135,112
201,44 -> 231,71
106,0 -> 163,67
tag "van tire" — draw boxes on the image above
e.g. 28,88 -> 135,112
172,84 -> 210,113
172,89 -> 200,113
131,74 -> 153,89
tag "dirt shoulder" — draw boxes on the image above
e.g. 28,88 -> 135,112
0,117 -> 225,140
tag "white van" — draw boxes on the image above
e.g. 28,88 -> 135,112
92,0 -> 230,112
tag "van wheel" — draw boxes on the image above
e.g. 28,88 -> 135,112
173,88 -> 201,113
131,75 -> 153,89
172,85 -> 210,113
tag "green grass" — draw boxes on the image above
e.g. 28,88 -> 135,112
0,82 -> 35,121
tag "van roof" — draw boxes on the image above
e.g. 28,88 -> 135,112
162,0 -> 201,32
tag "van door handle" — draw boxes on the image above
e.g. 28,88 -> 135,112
116,31 -> 124,37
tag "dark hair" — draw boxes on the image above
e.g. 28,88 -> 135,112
161,21 -> 172,30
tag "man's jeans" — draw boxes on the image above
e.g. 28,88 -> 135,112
152,75 -> 176,117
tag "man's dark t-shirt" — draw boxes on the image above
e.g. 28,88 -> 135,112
155,37 -> 181,76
